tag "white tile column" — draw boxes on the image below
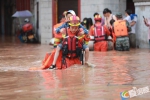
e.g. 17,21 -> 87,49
39,0 -> 52,44
134,2 -> 150,48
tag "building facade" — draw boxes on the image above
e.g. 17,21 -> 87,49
38,0 -> 127,44
0,0 -> 149,48
133,0 -> 150,48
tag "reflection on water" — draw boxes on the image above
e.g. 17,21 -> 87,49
0,36 -> 150,100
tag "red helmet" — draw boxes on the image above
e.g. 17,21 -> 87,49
69,15 -> 80,26
94,15 -> 102,21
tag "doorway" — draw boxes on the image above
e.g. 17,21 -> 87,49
52,0 -> 80,25
126,0 -> 135,13
52,0 -> 80,37
57,0 -> 79,22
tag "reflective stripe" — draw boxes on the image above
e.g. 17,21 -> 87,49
94,25 -> 104,36
94,27 -> 98,37
102,26 -> 104,35
85,41 -> 89,45
54,38 -> 61,42
78,35 -> 84,40
62,34 -> 66,38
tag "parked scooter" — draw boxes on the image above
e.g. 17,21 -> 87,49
12,10 -> 38,43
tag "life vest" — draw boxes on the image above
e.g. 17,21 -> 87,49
61,30 -> 83,68
94,24 -> 107,42
114,20 -> 128,37
62,35 -> 83,59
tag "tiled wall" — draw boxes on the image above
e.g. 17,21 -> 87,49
134,2 -> 150,48
39,0 -> 52,44
80,0 -> 126,22
37,0 -> 128,45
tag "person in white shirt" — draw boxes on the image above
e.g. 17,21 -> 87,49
124,10 -> 132,23
103,8 -> 117,29
124,9 -> 137,48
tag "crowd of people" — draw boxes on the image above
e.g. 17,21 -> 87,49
29,8 -> 150,70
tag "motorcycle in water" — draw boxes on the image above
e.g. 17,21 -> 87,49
12,10 -> 38,43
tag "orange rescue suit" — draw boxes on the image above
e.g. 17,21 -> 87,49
40,28 -> 90,69
89,22 -> 110,51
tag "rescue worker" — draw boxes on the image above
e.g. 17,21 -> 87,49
89,14 -> 111,51
29,15 -> 91,70
112,13 -> 131,51
50,15 -> 90,69
54,10 -> 90,67
94,12 -> 104,26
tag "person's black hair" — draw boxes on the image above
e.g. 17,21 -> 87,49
82,17 -> 89,29
66,12 -> 71,16
125,9 -> 132,15
87,18 -> 93,29
103,8 -> 112,14
81,22 -> 85,26
110,19 -> 115,26
83,17 -> 88,21
93,12 -> 99,17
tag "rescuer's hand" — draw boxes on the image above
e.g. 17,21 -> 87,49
60,28 -> 66,34
79,28 -> 84,36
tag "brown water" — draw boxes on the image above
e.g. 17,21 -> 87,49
0,36 -> 150,100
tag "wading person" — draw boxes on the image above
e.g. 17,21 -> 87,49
89,14 -> 110,51
124,9 -> 137,48
50,15 -> 90,69
29,15 -> 92,70
112,13 -> 131,51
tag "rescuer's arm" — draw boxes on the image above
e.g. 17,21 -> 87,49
104,25 -> 111,36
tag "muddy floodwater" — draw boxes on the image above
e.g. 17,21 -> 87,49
0,36 -> 150,100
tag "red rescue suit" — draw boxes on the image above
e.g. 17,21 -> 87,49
89,22 -> 110,51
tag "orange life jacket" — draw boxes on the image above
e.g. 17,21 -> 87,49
114,20 -> 128,37
94,24 -> 107,42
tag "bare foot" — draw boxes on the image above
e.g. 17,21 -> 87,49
85,62 -> 96,67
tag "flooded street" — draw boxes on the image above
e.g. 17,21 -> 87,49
0,36 -> 150,100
